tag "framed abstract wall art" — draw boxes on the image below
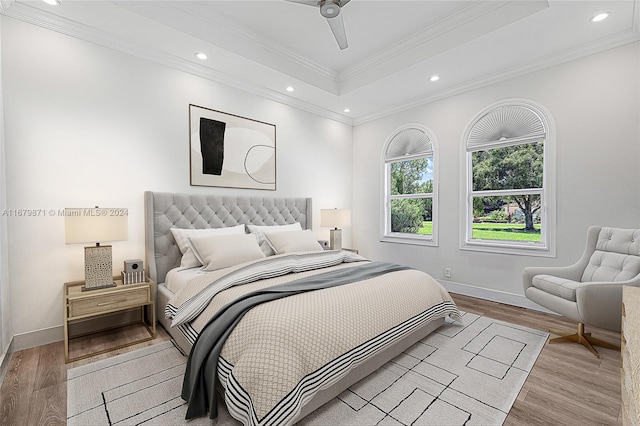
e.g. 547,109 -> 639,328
189,104 -> 276,190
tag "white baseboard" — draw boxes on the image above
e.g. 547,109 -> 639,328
13,325 -> 63,352
0,336 -> 14,385
12,309 -> 142,352
439,279 -> 557,315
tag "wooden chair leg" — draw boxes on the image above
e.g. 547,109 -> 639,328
547,323 -> 620,359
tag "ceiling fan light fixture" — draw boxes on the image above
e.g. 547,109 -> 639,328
320,1 -> 340,19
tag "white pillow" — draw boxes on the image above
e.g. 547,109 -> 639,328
246,223 -> 302,256
189,233 -> 265,272
265,229 -> 324,254
170,225 -> 245,269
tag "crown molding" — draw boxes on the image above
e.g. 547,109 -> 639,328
172,2 -> 338,81
354,29 -> 640,126
3,0 -> 637,128
338,0 -> 549,93
129,1 -> 340,90
340,1 -> 506,82
2,2 -> 353,126
0,0 -> 15,14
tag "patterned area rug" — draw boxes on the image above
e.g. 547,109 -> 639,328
67,312 -> 547,425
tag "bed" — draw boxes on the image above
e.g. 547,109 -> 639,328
144,191 -> 461,425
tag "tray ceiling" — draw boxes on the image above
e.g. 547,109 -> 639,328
2,0 -> 639,124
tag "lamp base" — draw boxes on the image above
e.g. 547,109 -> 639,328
84,245 -> 115,290
329,228 -> 343,250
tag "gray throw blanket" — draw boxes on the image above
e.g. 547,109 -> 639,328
181,261 -> 410,420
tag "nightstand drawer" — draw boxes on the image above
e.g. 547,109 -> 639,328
68,287 -> 150,319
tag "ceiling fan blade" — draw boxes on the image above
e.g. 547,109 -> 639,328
326,14 -> 348,50
286,0 -> 319,6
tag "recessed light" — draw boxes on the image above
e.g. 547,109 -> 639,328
590,12 -> 610,23
430,75 -> 440,82
343,108 -> 351,113
195,52 -> 207,60
286,86 -> 295,92
42,0 -> 59,5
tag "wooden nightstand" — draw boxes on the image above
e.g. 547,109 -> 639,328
63,278 -> 156,363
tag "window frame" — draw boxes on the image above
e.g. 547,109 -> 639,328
460,99 -> 556,257
381,123 -> 438,247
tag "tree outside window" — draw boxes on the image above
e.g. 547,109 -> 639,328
471,142 -> 543,240
390,158 -> 433,234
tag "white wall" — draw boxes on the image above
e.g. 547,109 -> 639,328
0,14 -> 12,366
2,16 -> 353,347
353,42 -> 640,304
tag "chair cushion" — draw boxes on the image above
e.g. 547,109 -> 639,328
581,227 -> 640,282
532,275 -> 581,302
595,227 -> 640,255
582,251 -> 640,282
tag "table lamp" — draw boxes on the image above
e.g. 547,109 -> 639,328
320,208 -> 351,250
65,207 -> 128,291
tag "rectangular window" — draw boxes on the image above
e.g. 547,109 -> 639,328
390,158 -> 433,195
471,194 -> 541,242
391,197 -> 433,236
389,157 -> 433,238
472,143 -> 543,191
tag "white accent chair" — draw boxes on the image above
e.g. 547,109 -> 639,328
523,226 -> 640,357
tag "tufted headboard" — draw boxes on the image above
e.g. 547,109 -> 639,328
144,191 -> 313,284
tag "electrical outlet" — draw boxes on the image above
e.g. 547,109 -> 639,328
444,267 -> 451,278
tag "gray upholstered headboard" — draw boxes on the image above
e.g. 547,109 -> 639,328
144,191 -> 313,284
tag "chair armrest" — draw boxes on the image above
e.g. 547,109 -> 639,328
523,226 -> 601,293
522,265 -> 584,292
577,278 -> 640,332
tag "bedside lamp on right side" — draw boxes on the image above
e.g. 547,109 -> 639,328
320,208 -> 351,250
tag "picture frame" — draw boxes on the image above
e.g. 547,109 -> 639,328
189,104 -> 276,190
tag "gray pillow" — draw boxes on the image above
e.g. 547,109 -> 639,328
265,229 -> 324,254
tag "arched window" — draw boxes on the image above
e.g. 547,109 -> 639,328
382,124 -> 438,246
462,99 -> 555,256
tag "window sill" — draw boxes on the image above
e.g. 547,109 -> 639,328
461,240 -> 554,257
381,234 -> 438,247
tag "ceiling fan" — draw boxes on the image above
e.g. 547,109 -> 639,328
287,0 -> 351,50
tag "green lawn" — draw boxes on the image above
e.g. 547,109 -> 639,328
472,222 -> 541,242
418,221 -> 433,235
417,221 -> 541,242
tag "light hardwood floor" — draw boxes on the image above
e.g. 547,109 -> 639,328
0,293 -> 622,425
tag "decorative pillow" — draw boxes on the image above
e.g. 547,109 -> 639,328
246,223 -> 302,256
189,233 -> 265,272
170,225 -> 245,269
264,229 -> 324,254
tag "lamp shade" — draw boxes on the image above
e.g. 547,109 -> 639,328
320,208 -> 351,228
64,208 -> 128,244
